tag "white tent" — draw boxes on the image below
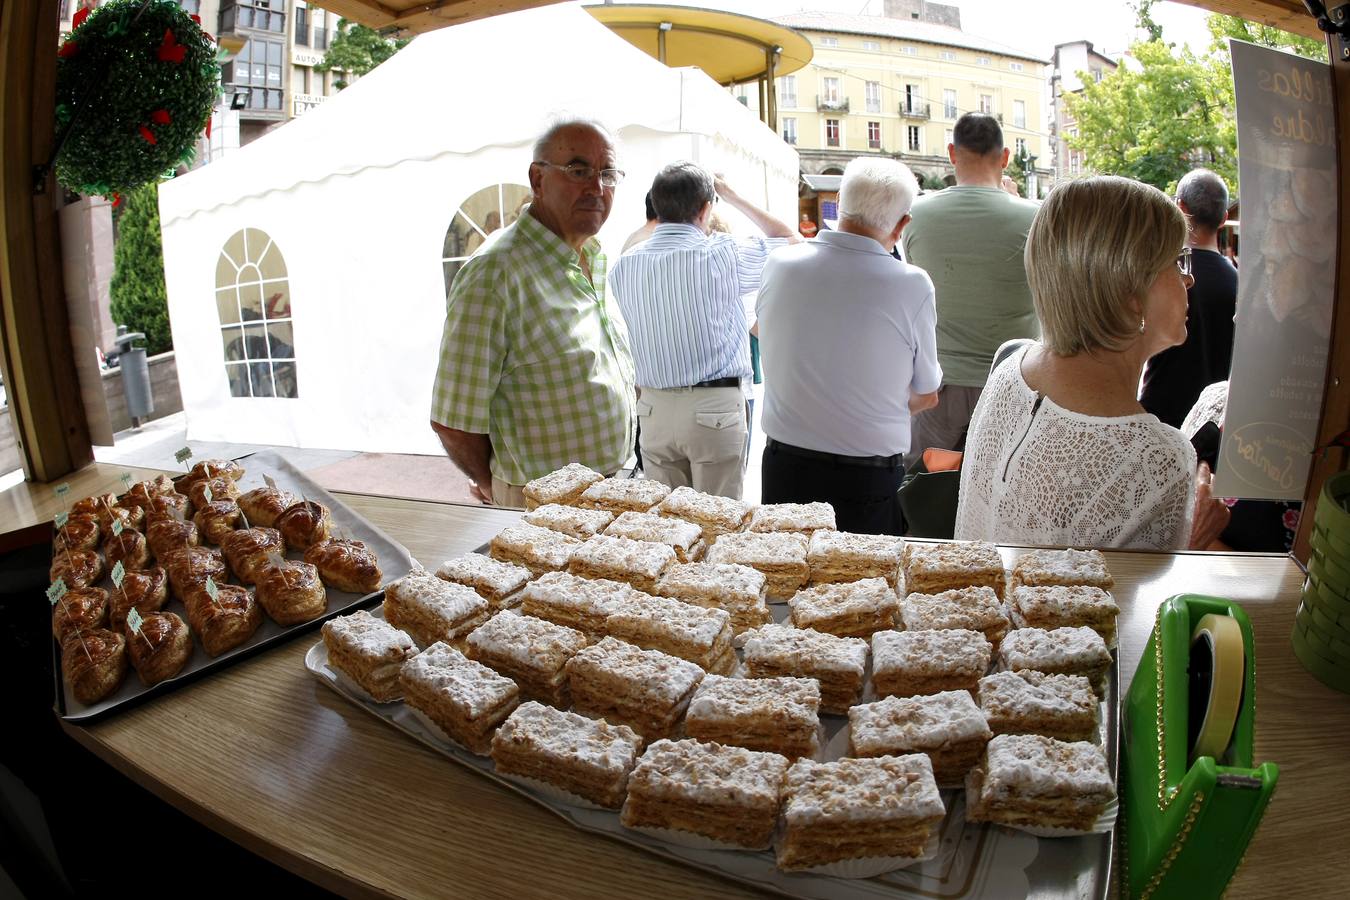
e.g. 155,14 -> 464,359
158,4 -> 800,455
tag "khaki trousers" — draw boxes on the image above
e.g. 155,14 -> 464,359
490,476 -> 527,509
636,385 -> 747,500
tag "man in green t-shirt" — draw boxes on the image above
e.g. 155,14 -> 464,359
901,112 -> 1040,469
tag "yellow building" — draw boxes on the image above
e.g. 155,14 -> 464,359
748,3 -> 1049,191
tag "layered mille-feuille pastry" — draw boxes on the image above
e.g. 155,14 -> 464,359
965,733 -> 1115,832
517,571 -> 639,636
998,626 -> 1113,696
321,609 -> 417,702
61,627 -> 128,705
603,593 -> 736,674
903,541 -> 1007,598
603,511 -> 704,563
522,503 -> 614,540
567,534 -> 676,594
489,522 -> 581,577
465,611 -> 588,707
705,531 -> 810,599
653,485 -> 751,543
747,502 -> 836,536
684,674 -> 822,759
871,628 -> 992,699
564,636 -> 705,742
1009,548 -> 1114,592
522,463 -> 604,510
738,622 -> 868,715
383,569 -> 489,648
620,738 -> 790,849
1008,585 -> 1120,646
901,586 -> 1012,649
653,561 -> 771,635
848,690 -> 993,785
399,641 -> 520,754
435,553 -> 532,610
304,538 -> 383,594
788,577 -> 900,639
489,700 -> 644,808
577,477 -> 671,514
977,670 -> 1099,743
807,530 -> 904,588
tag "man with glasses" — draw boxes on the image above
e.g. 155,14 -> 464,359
431,119 -> 636,506
1140,168 -> 1237,429
609,162 -> 798,500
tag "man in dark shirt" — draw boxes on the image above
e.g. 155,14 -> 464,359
1141,169 -> 1238,428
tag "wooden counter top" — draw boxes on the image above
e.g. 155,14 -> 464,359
8,463 -> 1350,898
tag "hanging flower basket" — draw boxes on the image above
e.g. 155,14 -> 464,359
54,0 -> 220,197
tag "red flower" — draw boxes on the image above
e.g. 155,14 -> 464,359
112,193 -> 122,208
1283,508 -> 1301,532
151,109 -> 172,125
204,114 -> 212,140
72,7 -> 90,28
190,14 -> 201,24
158,28 -> 186,64
57,40 -> 79,58
138,125 -> 158,145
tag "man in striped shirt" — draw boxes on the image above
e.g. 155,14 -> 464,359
609,163 -> 798,500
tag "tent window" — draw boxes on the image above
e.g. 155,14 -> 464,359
442,183 -> 532,293
215,228 -> 298,399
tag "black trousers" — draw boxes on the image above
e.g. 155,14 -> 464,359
761,440 -> 905,535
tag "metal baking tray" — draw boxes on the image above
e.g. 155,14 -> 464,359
53,449 -> 416,723
306,600 -> 1119,900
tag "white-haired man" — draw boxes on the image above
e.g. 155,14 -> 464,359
755,157 -> 941,534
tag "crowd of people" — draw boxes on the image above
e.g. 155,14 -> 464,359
430,111 -> 1268,553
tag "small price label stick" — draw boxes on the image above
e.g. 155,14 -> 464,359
120,471 -> 133,492
111,518 -> 125,538
126,607 -> 153,650
175,446 -> 193,468
111,559 -> 132,621
55,511 -> 69,530
202,483 -> 213,505
49,579 -> 92,663
237,505 -> 251,529
54,483 -> 71,511
263,474 -> 278,492
205,574 -> 223,610
266,550 -> 292,588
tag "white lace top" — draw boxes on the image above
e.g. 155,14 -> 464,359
1179,381 -> 1229,439
954,346 -> 1196,551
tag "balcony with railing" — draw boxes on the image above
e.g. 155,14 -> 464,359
816,95 -> 850,113
900,102 -> 930,120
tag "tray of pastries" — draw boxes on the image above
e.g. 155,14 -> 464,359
305,467 -> 1119,899
52,449 -> 415,722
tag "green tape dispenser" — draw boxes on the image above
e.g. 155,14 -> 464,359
1122,595 -> 1278,898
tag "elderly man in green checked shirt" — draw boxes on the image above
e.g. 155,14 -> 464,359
430,119 -> 637,506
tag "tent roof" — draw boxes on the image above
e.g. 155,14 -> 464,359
160,4 -> 795,224
584,4 -> 812,86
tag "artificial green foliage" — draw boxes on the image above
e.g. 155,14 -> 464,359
54,0 -> 219,197
314,19 -> 409,90
110,182 -> 173,355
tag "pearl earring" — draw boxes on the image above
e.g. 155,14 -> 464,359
1139,318 -> 1146,334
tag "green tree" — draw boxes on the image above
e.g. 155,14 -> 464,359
314,18 -> 409,90
110,182 -> 172,355
1206,14 -> 1328,61
1063,40 -> 1234,192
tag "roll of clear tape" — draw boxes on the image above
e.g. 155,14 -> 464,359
1188,613 -> 1246,764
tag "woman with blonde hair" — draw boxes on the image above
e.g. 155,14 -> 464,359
954,175 -> 1229,550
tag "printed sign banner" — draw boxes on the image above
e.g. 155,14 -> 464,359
1214,41 -> 1338,500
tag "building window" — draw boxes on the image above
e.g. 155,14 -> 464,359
902,46 -> 916,55
1015,137 -> 1028,156
294,6 -> 309,45
313,9 -> 328,49
215,229 -> 297,399
779,75 -> 796,108
825,119 -> 840,147
820,36 -> 838,47
863,40 -> 879,51
1010,61 -> 1025,71
1070,153 -> 1080,174
782,117 -> 797,144
978,56 -> 991,65
868,121 -> 881,149
939,51 -> 955,61
979,94 -> 993,114
865,81 -> 881,113
442,183 -> 532,291
943,89 -> 957,119
907,125 -> 920,152
225,38 -> 285,111
904,83 -> 920,114
1013,99 -> 1026,128
221,0 -> 285,34
1091,67 -> 1103,82
822,77 -> 840,104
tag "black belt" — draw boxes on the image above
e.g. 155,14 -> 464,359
688,376 -> 740,389
766,438 -> 904,469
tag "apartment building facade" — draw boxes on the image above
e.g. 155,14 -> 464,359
762,2 -> 1049,189
1048,40 -> 1118,182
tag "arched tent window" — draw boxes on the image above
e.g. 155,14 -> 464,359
215,228 -> 297,398
442,182 -> 532,292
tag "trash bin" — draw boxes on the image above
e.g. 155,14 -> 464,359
113,325 -> 154,427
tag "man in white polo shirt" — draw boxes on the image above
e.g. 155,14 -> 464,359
755,157 -> 941,534
610,162 -> 798,499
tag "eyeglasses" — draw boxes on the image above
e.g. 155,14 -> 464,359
1177,246 -> 1193,277
533,161 -> 625,188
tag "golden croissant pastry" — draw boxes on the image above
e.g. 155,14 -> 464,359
52,587 -> 110,642
186,458 -> 246,484
193,499 -> 242,545
183,582 -> 263,656
123,475 -> 177,507
276,500 -> 331,551
125,611 -> 193,686
188,476 -> 240,513
304,538 -> 383,594
94,503 -> 138,534
162,546 -> 229,600
236,486 -> 300,528
62,627 -> 128,705
255,560 -> 327,626
147,517 -> 200,559
56,514 -> 101,552
70,493 -> 117,518
50,549 -> 104,590
104,528 -> 151,571
108,566 -> 169,631
143,492 -> 193,524
220,527 -> 285,585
